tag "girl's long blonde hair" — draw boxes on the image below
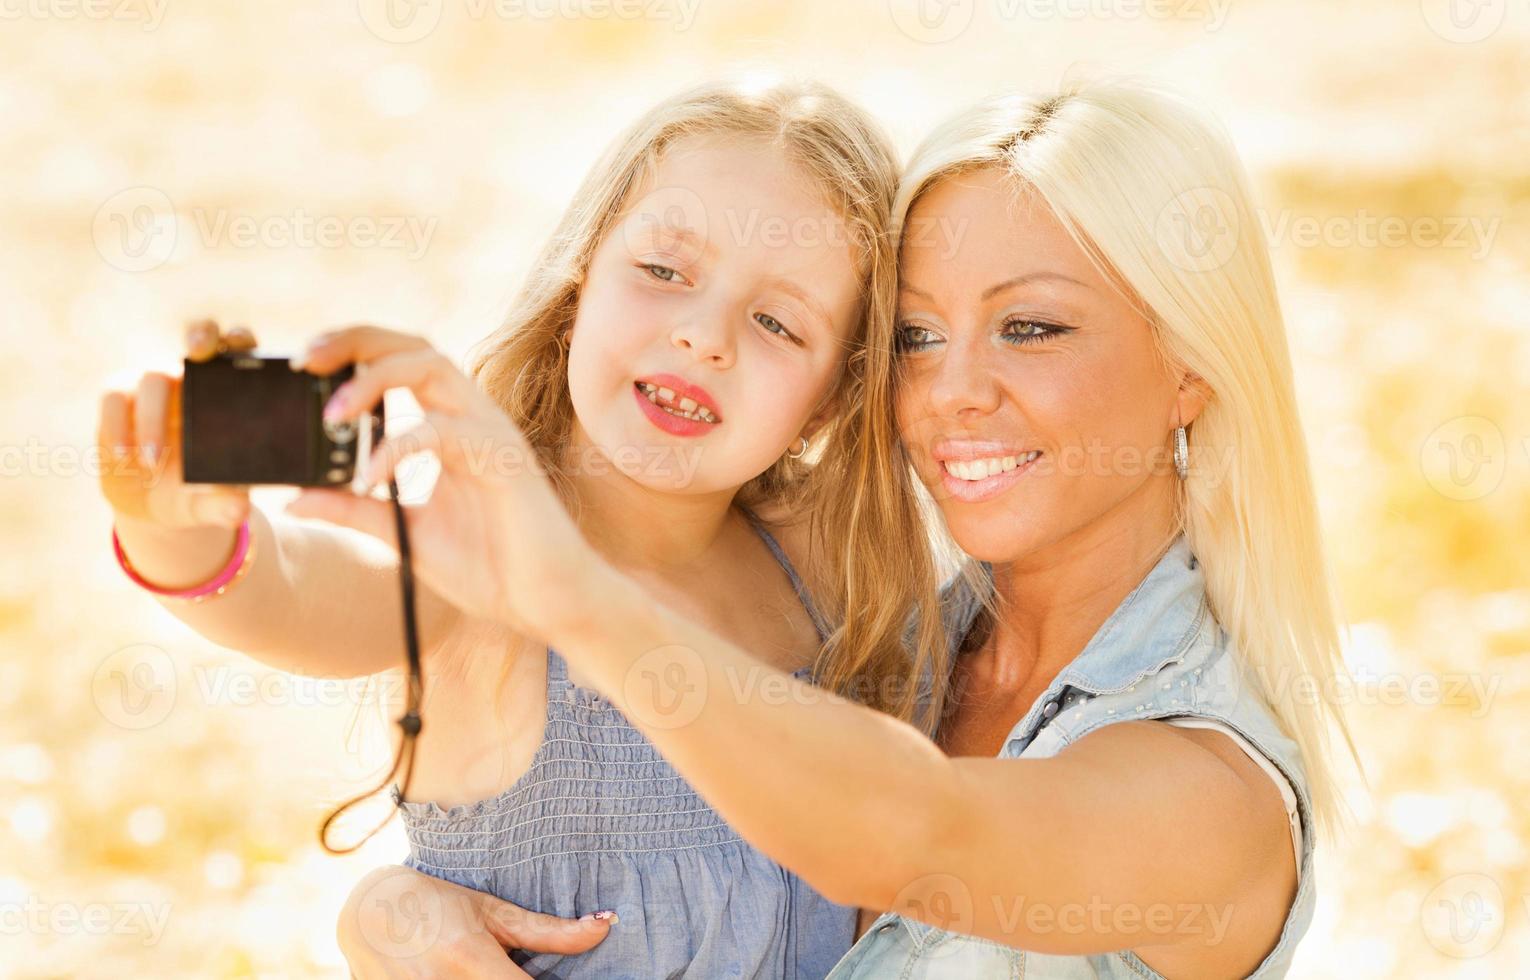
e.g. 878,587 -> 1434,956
467,79 -> 950,729
889,77 -> 1358,831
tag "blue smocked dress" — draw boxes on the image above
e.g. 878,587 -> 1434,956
394,509 -> 856,979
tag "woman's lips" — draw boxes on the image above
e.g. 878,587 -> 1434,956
935,452 -> 1043,503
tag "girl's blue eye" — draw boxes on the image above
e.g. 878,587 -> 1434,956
895,324 -> 941,353
1001,319 -> 1071,345
755,312 -> 799,345
644,263 -> 684,283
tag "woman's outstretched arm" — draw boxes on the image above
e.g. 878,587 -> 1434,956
290,323 -> 1294,967
547,564 -> 1294,961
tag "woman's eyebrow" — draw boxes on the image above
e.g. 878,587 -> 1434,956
900,271 -> 1091,301
980,271 -> 1090,300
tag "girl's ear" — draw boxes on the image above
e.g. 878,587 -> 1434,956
804,355 -> 859,439
801,386 -> 845,441
1176,371 -> 1211,427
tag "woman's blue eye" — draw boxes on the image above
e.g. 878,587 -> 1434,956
755,312 -> 799,344
1001,319 -> 1071,345
895,324 -> 940,353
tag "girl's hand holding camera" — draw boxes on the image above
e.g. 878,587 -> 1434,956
283,324 -> 597,640
99,319 -> 258,534
99,319 -> 270,599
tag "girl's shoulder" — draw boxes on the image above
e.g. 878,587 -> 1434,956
428,610 -> 541,680
739,500 -> 834,609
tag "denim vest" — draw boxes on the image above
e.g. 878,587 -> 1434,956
827,535 -> 1317,979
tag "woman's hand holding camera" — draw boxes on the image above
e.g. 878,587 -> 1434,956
283,325 -> 597,641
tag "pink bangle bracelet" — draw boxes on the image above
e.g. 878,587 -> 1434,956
112,519 -> 255,603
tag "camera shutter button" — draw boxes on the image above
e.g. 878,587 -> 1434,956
323,416 -> 357,443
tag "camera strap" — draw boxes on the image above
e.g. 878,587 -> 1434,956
317,474 -> 425,854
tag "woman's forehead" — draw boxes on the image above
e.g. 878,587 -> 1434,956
899,176 -> 1096,299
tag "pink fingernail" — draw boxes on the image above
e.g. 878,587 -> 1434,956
575,905 -> 618,923
323,387 -> 349,420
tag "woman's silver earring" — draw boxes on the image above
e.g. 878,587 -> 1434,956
1173,425 -> 1189,479
787,435 -> 809,460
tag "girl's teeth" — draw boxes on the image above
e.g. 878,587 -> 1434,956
636,381 -> 717,423
660,404 -> 709,421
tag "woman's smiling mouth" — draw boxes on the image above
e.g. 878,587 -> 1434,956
931,441 -> 1043,503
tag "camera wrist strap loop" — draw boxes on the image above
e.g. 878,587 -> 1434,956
318,474 -> 425,854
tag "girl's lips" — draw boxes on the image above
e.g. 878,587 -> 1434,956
635,372 -> 722,420
936,452 -> 1042,503
633,383 -> 716,438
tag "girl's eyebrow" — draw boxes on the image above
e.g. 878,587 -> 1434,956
762,277 -> 831,328
630,219 -> 712,260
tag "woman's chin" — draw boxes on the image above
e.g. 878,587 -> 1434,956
935,500 -> 1054,564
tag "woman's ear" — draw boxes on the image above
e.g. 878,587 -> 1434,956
1176,371 -> 1211,427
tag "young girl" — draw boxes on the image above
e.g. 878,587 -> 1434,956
100,80 -> 952,977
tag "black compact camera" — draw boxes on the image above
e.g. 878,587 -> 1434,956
181,351 -> 385,487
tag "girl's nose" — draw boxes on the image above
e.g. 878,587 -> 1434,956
670,317 -> 735,369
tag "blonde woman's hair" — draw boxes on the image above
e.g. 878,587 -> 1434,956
889,77 -> 1358,831
466,79 -> 950,729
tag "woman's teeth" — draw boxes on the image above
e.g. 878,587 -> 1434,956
942,451 -> 1040,482
636,381 -> 718,423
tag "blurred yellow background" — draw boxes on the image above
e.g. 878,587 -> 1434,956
2,0 -> 1527,976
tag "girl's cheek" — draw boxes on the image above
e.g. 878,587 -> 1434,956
759,366 -> 823,435
606,282 -> 672,335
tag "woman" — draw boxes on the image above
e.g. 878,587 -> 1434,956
333,78 -> 1354,978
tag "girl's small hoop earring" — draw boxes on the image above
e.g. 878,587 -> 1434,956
1173,425 -> 1189,480
786,436 -> 809,460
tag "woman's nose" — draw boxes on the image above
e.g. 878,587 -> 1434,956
924,336 -> 1003,419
